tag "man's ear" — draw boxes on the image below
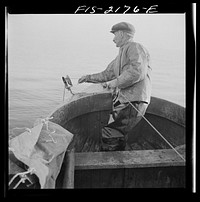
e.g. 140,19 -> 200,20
120,31 -> 125,39
118,30 -> 123,37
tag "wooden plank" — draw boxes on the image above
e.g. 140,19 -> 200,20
75,149 -> 185,170
61,149 -> 75,188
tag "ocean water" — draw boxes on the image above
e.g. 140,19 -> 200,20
8,47 -> 185,132
7,14 -> 185,133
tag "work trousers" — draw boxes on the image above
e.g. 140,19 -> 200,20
101,101 -> 148,151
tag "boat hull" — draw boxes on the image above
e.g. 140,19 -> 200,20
50,86 -> 185,152
50,84 -> 185,188
74,165 -> 185,188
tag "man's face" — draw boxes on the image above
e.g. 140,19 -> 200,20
113,31 -> 124,47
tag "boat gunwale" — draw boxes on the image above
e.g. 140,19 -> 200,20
50,92 -> 185,128
50,92 -> 112,126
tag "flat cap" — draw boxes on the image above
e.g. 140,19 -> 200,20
110,22 -> 135,36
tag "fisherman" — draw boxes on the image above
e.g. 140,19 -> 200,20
78,22 -> 152,151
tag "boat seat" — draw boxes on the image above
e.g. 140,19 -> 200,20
74,149 -> 185,170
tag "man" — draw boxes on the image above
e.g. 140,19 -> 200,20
78,22 -> 152,151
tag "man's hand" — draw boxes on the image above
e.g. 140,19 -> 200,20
101,82 -> 108,88
107,81 -> 116,90
78,75 -> 90,84
101,82 -> 115,90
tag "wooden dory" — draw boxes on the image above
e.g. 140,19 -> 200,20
49,84 -> 185,188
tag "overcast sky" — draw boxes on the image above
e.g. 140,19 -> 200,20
8,14 -> 185,76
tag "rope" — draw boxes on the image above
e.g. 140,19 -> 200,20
119,93 -> 186,162
60,79 -> 185,161
9,168 -> 35,188
41,117 -> 57,143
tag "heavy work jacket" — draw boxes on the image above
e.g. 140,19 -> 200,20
88,41 -> 152,104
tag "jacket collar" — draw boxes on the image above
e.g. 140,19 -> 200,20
120,39 -> 133,50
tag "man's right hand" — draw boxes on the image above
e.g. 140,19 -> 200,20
78,75 -> 90,84
101,82 -> 108,88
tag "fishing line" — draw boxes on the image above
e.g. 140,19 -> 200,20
119,93 -> 186,162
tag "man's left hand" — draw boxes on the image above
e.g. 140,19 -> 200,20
78,75 -> 90,84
